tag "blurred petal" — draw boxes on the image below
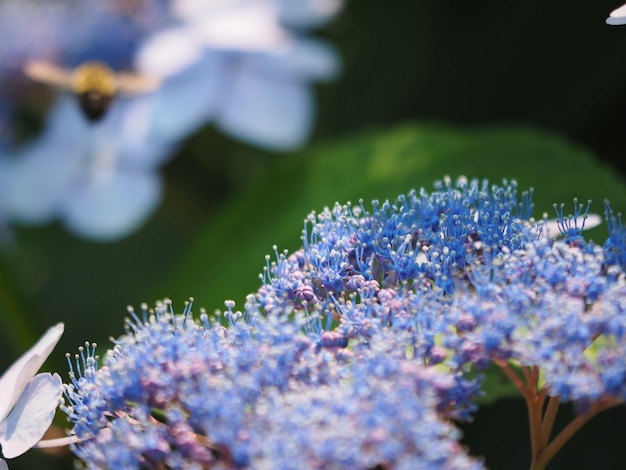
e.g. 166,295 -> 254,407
42,94 -> 91,139
173,0 -> 288,50
0,373 -> 62,459
0,324 -> 64,425
4,138 -> 83,224
277,0 -> 344,28
193,3 -> 288,50
0,458 -> 6,470
217,71 -> 313,150
142,55 -> 228,144
98,97 -> 176,171
584,213 -> 603,230
61,171 -> 162,241
135,27 -> 203,79
257,39 -> 341,81
541,213 -> 603,238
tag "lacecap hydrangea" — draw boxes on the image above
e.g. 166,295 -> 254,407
62,177 -> 626,468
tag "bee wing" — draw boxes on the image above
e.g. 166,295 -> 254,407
115,72 -> 161,95
23,60 -> 74,89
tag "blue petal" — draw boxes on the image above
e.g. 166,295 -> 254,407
216,70 -> 313,150
3,136 -> 83,225
253,38 -> 341,82
135,26 -> 204,78
277,0 -> 344,29
60,171 -> 162,241
142,54 -> 229,145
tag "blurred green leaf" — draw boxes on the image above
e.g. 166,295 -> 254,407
166,123 -> 626,308
475,364 -> 522,405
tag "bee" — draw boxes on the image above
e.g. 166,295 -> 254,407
23,60 -> 160,121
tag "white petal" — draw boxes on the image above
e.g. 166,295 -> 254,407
607,4 -> 626,24
584,213 -> 603,230
192,3 -> 289,51
217,71 -> 313,150
0,373 -> 62,459
610,3 -> 626,17
135,28 -> 203,79
540,213 -> 602,238
0,325 -> 64,425
0,458 -> 7,470
172,0 -> 224,19
61,171 -> 162,241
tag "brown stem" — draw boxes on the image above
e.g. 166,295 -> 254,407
533,397 -> 623,469
521,367 -> 545,469
495,361 -> 623,470
494,359 -> 530,399
540,396 -> 561,448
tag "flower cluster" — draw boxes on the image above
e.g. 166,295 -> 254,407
62,300 -> 483,469
0,0 -> 343,241
61,176 -> 626,468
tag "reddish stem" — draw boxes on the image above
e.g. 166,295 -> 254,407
494,360 -> 623,470
533,398 -> 622,469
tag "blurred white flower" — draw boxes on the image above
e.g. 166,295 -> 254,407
0,324 -> 64,467
606,3 -> 626,25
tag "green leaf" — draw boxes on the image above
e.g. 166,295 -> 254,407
475,364 -> 523,405
165,123 -> 626,310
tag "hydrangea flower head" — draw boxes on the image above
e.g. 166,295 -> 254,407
62,299 -> 483,468
62,176 -> 626,468
0,323 -> 64,467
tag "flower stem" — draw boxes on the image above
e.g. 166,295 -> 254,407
533,398 -> 622,469
495,361 -> 622,470
540,396 -> 560,447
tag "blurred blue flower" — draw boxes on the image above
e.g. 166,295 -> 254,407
0,0 -> 171,240
0,0 -> 343,241
135,0 -> 343,150
2,96 -> 170,241
0,0 -> 170,147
